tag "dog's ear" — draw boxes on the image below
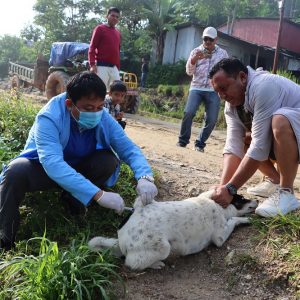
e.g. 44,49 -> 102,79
231,194 -> 251,210
198,190 -> 214,199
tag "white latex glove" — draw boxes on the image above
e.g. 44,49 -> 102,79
96,191 -> 125,214
136,179 -> 158,206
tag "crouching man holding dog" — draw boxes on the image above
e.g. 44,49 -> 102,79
0,72 -> 157,251
210,58 -> 300,217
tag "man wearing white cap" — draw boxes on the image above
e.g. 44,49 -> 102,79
177,27 -> 228,152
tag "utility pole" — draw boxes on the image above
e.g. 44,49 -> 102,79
272,0 -> 285,74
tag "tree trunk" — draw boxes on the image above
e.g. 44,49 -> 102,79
229,0 -> 239,35
227,15 -> 231,34
156,32 -> 165,65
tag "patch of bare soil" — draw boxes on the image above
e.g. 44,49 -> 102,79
118,114 -> 299,300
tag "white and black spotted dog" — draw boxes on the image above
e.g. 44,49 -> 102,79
88,191 -> 257,271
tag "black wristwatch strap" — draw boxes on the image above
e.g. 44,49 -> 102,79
225,183 -> 237,196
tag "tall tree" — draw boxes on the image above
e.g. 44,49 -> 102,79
182,0 -> 279,28
0,35 -> 37,63
141,0 -> 182,64
0,35 -> 23,62
101,0 -> 150,63
32,0 -> 103,50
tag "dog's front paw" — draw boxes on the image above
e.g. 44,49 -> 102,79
236,217 -> 250,224
149,261 -> 165,269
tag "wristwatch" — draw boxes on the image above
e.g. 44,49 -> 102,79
225,183 -> 237,196
139,175 -> 154,183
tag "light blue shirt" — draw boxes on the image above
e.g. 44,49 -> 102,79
1,93 -> 153,205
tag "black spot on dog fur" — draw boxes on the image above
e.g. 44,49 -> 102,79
132,235 -> 139,241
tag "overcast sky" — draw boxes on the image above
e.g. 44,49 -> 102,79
0,0 -> 36,36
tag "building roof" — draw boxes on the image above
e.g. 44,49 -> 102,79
218,18 -> 300,53
171,21 -> 300,59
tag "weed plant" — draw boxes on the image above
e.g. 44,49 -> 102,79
146,60 -> 188,87
0,234 -> 123,299
0,89 -> 39,165
0,91 -> 138,298
251,211 -> 300,293
276,70 -> 299,84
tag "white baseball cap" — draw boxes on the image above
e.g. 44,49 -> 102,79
202,27 -> 217,39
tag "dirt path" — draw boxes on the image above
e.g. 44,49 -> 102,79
118,114 -> 297,300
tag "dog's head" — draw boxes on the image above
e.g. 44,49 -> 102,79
231,194 -> 258,216
196,190 -> 257,217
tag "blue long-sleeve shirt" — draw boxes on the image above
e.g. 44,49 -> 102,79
0,93 -> 153,205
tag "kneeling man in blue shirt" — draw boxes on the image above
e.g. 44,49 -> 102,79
0,72 -> 157,250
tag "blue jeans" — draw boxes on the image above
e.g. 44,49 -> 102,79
178,90 -> 220,148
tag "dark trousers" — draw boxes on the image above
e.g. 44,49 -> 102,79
141,72 -> 147,88
118,120 -> 126,129
0,150 -> 118,249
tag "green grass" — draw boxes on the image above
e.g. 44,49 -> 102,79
0,90 -> 139,299
0,234 -> 123,299
0,89 -> 38,163
251,212 -> 300,292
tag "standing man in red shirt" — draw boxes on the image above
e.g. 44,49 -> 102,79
89,7 -> 121,90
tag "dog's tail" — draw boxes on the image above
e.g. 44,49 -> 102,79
88,237 -> 122,257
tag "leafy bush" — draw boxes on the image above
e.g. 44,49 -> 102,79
277,69 -> 299,84
0,234 -> 123,299
157,85 -> 186,97
0,90 -> 39,167
146,60 -> 189,87
139,86 -> 226,129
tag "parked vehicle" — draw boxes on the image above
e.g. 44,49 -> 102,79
9,42 -> 140,113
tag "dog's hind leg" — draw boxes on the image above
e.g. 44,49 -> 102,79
212,217 -> 249,247
125,241 -> 171,270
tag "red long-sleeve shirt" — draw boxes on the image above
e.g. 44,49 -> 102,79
88,24 -> 121,69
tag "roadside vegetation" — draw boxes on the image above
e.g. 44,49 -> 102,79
0,90 -> 137,299
139,86 -> 226,129
252,213 -> 300,296
139,69 -> 300,130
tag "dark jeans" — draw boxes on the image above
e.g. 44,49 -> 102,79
178,90 -> 220,148
141,72 -> 148,88
0,150 -> 118,249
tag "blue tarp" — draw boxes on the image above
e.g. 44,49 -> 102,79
49,42 -> 90,66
